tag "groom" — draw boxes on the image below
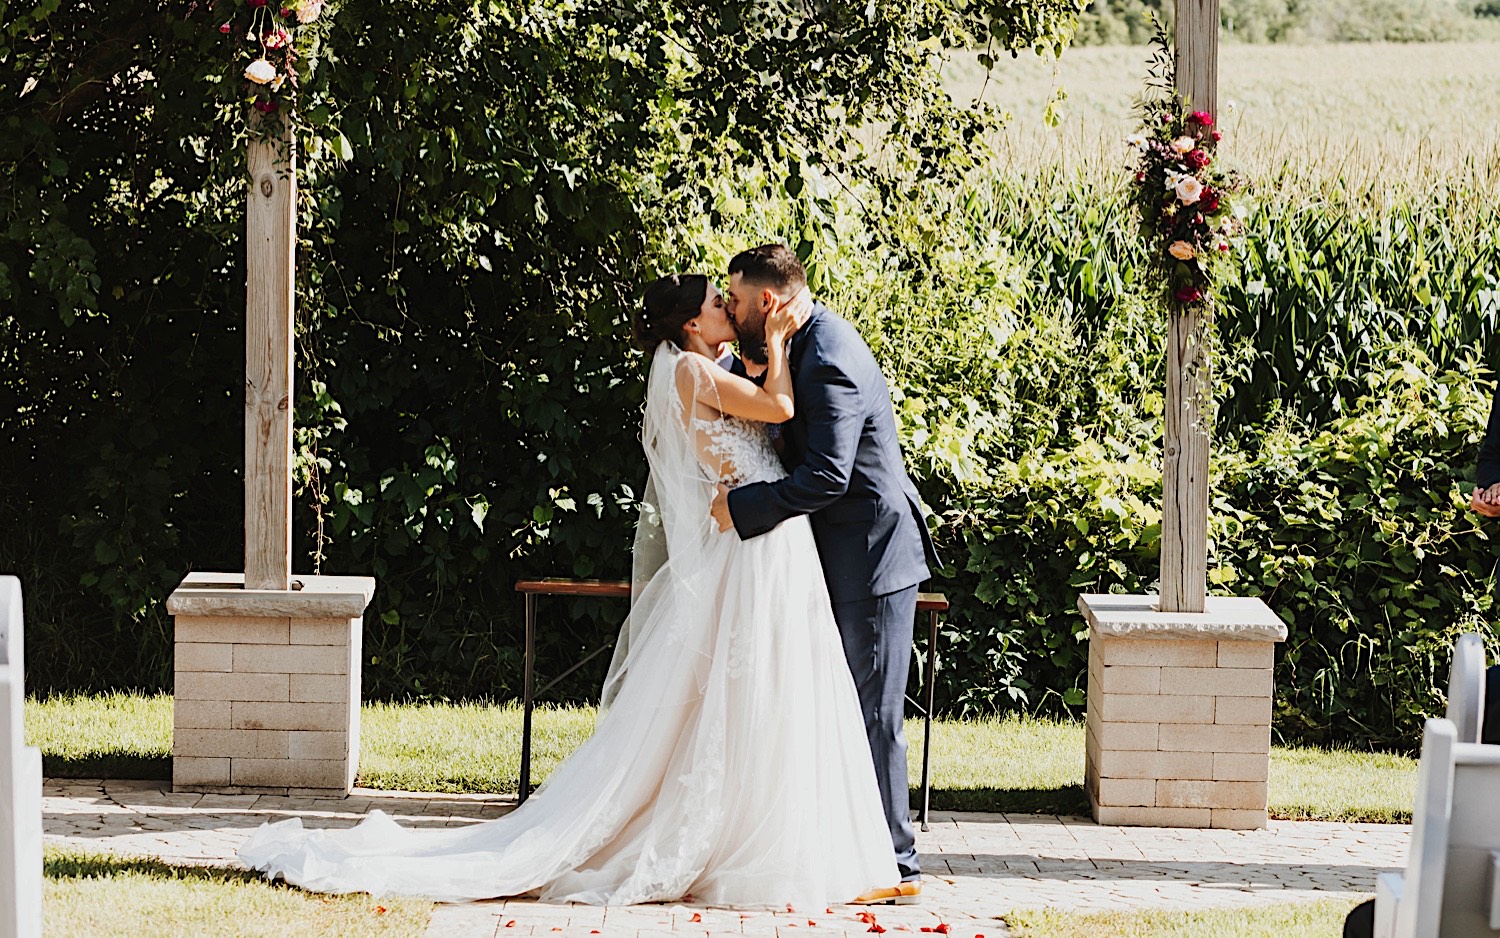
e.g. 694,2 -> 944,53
709,244 -> 939,904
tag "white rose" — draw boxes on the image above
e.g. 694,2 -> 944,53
244,59 -> 277,85
1171,135 -> 1196,153
1175,176 -> 1204,205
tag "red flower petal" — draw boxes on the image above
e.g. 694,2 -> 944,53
869,925 -> 886,934
374,906 -> 388,914
808,921 -> 819,927
690,913 -> 702,923
504,922 -> 516,928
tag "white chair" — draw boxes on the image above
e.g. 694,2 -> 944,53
1375,717 -> 1500,937
1447,633 -> 1487,744
0,576 -> 42,938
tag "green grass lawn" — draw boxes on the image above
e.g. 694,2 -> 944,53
44,847 -> 431,937
1005,899 -> 1363,937
26,693 -> 1418,822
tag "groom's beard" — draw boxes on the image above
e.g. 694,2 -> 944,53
731,313 -> 768,366
737,331 -> 768,366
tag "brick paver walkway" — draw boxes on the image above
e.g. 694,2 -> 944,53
43,779 -> 1408,937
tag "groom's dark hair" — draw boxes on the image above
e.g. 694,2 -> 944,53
728,243 -> 806,292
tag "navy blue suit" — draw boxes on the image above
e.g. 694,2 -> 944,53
728,302 -> 938,881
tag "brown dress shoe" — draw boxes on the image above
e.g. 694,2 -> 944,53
852,880 -> 921,905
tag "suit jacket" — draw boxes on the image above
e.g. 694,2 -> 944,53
726,302 -> 939,605
1478,385 -> 1500,489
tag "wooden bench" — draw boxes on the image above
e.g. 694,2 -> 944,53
1375,716 -> 1500,937
1446,632 -> 1487,744
516,579 -> 950,830
0,576 -> 42,938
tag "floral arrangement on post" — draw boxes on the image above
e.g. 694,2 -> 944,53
1126,21 -> 1244,313
217,0 -> 325,121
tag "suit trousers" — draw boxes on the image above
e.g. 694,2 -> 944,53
832,584 -> 920,881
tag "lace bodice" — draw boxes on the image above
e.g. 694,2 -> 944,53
691,414 -> 787,487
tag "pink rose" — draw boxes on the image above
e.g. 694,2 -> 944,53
1190,110 -> 1214,127
1174,175 -> 1204,205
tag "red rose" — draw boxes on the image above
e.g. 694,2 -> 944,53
1212,130 -> 1223,142
1174,284 -> 1203,303
281,7 -> 292,15
1201,193 -> 1220,212
247,0 -> 268,6
1186,149 -> 1211,169
1190,110 -> 1213,127
219,22 -> 231,32
254,98 -> 278,113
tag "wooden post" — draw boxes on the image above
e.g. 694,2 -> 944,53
0,577 -> 42,938
1174,0 -> 1219,125
1159,0 -> 1218,614
244,127 -> 295,592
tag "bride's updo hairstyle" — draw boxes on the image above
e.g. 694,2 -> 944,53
635,273 -> 709,353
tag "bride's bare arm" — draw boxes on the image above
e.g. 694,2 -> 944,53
693,288 -> 809,424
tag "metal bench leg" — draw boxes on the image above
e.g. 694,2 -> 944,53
520,592 -> 536,805
920,609 -> 937,832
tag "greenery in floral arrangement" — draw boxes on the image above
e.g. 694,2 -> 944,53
220,0 -> 325,117
1125,19 -> 1246,310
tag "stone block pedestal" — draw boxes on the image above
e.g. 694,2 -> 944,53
166,572 -> 375,794
1079,594 -> 1287,830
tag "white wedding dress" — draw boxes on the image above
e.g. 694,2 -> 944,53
237,341 -> 900,907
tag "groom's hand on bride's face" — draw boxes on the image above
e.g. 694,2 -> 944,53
711,483 -> 734,532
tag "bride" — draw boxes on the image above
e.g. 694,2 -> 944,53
237,273 -> 900,908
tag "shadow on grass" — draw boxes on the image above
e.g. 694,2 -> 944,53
45,850 -> 260,885
916,785 -> 1090,816
43,755 -> 170,781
